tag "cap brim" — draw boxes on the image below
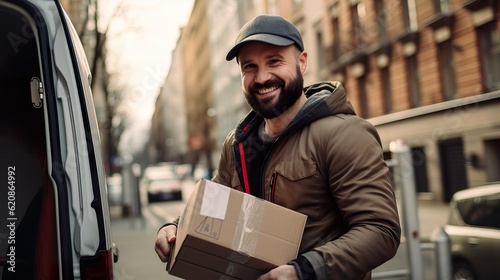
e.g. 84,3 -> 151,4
225,34 -> 295,61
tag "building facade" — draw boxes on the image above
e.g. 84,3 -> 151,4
319,0 -> 499,201
151,32 -> 189,163
182,0 -> 217,174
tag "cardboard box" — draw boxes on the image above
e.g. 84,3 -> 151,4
168,179 -> 307,280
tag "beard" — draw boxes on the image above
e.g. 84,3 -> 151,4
245,65 -> 304,119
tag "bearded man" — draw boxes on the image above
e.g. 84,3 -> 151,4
155,14 -> 401,280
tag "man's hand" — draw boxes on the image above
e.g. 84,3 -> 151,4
154,224 -> 177,262
257,265 -> 299,280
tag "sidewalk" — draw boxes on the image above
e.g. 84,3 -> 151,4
417,199 -> 450,239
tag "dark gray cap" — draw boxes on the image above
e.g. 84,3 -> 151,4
226,14 -> 304,61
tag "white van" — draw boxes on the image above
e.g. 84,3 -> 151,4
0,0 -> 117,279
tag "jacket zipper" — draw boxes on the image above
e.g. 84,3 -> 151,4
269,171 -> 278,203
260,136 -> 279,201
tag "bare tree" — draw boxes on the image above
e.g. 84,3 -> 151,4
67,0 -> 130,173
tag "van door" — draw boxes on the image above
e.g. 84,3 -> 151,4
0,2 -> 60,279
0,1 -> 115,279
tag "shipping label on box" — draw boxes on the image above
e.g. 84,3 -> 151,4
168,179 -> 307,280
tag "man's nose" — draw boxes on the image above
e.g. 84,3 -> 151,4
255,68 -> 272,84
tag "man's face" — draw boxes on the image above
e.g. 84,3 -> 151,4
237,42 -> 307,119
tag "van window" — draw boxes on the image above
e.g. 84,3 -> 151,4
0,4 -> 59,279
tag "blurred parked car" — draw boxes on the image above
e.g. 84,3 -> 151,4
143,165 -> 183,202
0,1 -> 117,278
106,173 -> 123,205
444,183 -> 500,280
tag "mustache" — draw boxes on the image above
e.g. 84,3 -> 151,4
249,78 -> 284,94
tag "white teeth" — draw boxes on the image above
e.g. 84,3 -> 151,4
258,86 -> 278,94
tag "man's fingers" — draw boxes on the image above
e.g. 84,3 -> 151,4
166,228 -> 177,243
154,237 -> 170,262
154,225 -> 178,263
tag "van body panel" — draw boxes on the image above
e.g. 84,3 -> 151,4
0,0 -> 115,279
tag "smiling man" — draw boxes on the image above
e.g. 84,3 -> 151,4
155,14 -> 401,280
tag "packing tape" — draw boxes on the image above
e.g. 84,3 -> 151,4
232,194 -> 265,260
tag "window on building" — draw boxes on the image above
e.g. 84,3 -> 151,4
381,67 -> 393,113
315,28 -> 328,73
374,0 -> 388,43
331,16 -> 341,60
357,75 -> 368,118
432,0 -> 451,14
400,0 -> 418,32
406,54 -> 420,108
439,137 -> 468,202
477,21 -> 500,91
350,1 -> 366,49
401,0 -> 411,31
484,138 -> 500,182
438,39 -> 457,100
374,0 -> 392,113
383,147 -> 429,193
412,147 -> 430,193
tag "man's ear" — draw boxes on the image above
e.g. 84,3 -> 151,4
299,51 -> 308,74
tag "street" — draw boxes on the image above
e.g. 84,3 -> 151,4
110,179 -> 450,280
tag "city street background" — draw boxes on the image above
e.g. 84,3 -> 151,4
110,178 -> 449,280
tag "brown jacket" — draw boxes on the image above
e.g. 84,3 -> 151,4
213,81 -> 401,279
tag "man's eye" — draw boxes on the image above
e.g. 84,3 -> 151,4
269,59 -> 281,65
243,64 -> 256,70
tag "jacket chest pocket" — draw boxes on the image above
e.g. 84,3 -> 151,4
269,160 -> 317,203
